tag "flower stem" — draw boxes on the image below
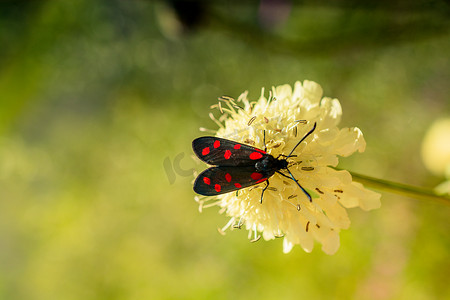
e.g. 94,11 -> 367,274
348,171 -> 450,206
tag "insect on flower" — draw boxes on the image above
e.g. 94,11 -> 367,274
193,80 -> 381,255
192,122 -> 317,204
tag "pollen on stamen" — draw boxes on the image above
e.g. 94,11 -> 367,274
248,116 -> 256,126
245,139 -> 255,145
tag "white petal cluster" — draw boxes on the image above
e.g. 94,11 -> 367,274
199,80 -> 381,254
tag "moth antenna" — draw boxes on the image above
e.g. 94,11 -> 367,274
287,122 -> 317,158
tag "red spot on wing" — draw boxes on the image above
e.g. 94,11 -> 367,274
250,152 -> 263,160
224,150 -> 231,159
234,183 -> 242,188
234,144 -> 241,150
225,173 -> 232,182
215,184 -> 221,192
213,140 -> 220,148
202,147 -> 210,155
255,178 -> 267,184
251,172 -> 263,181
203,177 -> 211,185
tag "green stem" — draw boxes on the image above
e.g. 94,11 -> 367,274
348,171 -> 450,206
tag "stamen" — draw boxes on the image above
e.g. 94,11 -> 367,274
233,217 -> 244,229
301,166 -> 315,171
285,199 -> 299,210
271,142 -> 281,148
219,97 -> 237,114
218,113 -> 229,122
250,235 -> 261,243
199,127 -> 216,133
209,112 -> 224,129
201,201 -> 221,209
244,138 -> 255,145
219,95 -> 246,113
221,217 -> 236,232
219,95 -> 234,101
248,116 -> 257,126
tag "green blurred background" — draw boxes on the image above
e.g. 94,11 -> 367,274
0,1 -> 449,299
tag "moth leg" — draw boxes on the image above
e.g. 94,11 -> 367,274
260,179 -> 270,204
276,169 -> 312,202
276,170 -> 292,180
277,154 -> 297,159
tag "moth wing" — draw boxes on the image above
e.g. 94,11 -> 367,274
192,136 -> 267,166
193,166 -> 274,196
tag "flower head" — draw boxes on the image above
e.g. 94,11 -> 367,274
195,80 -> 381,254
421,118 -> 450,195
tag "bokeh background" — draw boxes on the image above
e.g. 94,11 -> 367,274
1,1 -> 449,299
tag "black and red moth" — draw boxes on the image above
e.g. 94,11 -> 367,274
192,122 -> 317,203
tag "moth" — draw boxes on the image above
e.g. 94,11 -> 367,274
192,122 -> 317,203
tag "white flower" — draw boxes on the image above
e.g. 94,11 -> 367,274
196,80 -> 381,255
421,118 -> 450,195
